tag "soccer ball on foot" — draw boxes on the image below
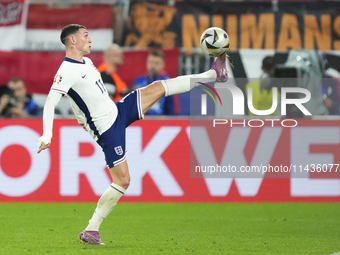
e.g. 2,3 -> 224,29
200,27 -> 230,57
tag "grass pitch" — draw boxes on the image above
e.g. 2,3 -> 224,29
0,203 -> 339,255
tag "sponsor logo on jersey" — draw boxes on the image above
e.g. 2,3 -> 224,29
53,74 -> 62,84
114,146 -> 123,155
81,73 -> 87,79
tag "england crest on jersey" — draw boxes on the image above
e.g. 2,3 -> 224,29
114,146 -> 123,155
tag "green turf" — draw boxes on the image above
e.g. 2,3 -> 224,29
0,203 -> 339,255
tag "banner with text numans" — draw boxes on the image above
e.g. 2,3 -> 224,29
0,119 -> 339,203
125,1 -> 340,54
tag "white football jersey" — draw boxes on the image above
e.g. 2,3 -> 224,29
51,57 -> 118,141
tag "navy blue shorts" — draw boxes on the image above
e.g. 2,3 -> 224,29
97,89 -> 143,168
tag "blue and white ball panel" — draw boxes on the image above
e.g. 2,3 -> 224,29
97,89 -> 144,168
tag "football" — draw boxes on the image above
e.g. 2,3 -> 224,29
200,27 -> 230,57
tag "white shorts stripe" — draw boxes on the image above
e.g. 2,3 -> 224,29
112,154 -> 127,167
137,89 -> 144,120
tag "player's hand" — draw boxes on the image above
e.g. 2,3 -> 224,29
37,135 -> 51,154
37,141 -> 50,154
81,124 -> 87,132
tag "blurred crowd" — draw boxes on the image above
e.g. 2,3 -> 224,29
245,51 -> 340,118
1,47 -> 340,119
0,45 -> 180,118
0,77 -> 42,118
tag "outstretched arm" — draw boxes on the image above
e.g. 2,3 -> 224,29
37,90 -> 62,153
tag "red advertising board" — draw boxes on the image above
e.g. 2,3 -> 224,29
0,49 -> 179,94
0,119 -> 339,202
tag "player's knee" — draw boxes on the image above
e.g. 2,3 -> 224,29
121,177 -> 130,189
120,173 -> 130,189
110,170 -> 130,189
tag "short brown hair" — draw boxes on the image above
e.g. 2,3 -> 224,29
60,24 -> 86,45
8,77 -> 24,85
148,50 -> 165,61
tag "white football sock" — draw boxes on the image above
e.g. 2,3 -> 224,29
85,183 -> 125,231
161,70 -> 216,96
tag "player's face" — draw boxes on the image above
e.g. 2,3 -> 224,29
75,28 -> 92,55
